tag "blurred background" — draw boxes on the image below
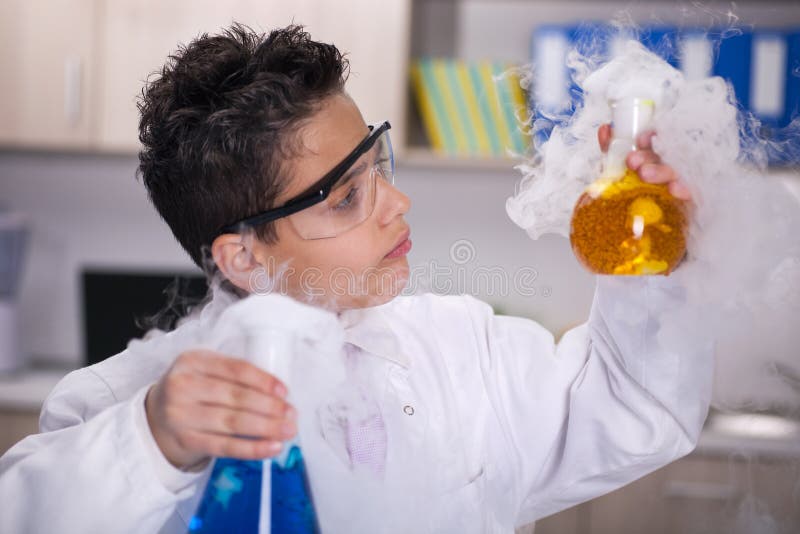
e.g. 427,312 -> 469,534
1,1 -> 799,533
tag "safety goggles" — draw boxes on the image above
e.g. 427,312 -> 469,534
219,121 -> 394,240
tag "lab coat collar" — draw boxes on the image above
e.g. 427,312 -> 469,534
338,304 -> 409,368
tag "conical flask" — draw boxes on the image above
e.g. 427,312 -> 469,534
188,295 -> 331,533
569,97 -> 688,275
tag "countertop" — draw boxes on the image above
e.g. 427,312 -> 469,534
0,364 -> 72,412
1,365 -> 799,459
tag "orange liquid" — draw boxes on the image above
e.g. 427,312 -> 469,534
570,170 -> 688,275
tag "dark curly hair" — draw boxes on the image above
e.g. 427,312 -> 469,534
137,23 -> 349,269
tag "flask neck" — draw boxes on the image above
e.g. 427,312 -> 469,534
246,327 -> 295,387
602,97 -> 655,179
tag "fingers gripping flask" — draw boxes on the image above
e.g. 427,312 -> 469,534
189,294 -> 342,533
569,98 -> 688,275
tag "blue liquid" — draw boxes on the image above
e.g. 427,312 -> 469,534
271,445 -> 320,534
188,458 -> 262,533
188,445 -> 319,534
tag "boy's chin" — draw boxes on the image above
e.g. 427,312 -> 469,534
365,281 -> 408,307
336,268 -> 410,310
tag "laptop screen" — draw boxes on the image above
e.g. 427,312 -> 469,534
81,270 -> 208,366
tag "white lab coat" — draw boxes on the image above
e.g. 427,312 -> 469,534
0,275 -> 713,533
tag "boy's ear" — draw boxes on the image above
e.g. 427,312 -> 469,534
211,233 -> 263,293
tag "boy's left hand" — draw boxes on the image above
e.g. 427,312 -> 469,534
598,124 -> 693,201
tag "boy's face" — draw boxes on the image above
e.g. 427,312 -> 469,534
244,94 -> 412,310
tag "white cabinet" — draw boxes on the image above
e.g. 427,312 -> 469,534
96,0 -> 411,152
96,0 -> 261,152
0,0 -> 411,153
306,0 -> 412,154
0,0 -> 98,150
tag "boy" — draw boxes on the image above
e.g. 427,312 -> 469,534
0,24 -> 710,533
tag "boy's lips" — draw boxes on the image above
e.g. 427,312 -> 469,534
385,230 -> 412,259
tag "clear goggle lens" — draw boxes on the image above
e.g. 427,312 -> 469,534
288,129 -> 394,239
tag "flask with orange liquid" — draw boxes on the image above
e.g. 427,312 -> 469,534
570,97 -> 687,275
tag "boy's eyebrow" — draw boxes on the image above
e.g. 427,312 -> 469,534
291,133 -> 378,201
288,157 -> 367,205
333,160 -> 368,189
334,142 -> 383,189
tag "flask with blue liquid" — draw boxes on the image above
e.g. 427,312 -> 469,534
188,295 -> 336,533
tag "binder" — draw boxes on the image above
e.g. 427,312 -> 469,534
640,26 -> 680,67
455,61 -> 493,156
785,31 -> 800,129
569,21 -> 620,64
530,25 -> 571,146
775,31 -> 799,165
478,61 -> 516,156
492,62 -> 527,154
714,30 -> 753,112
432,59 -> 471,154
467,63 -> 503,156
531,25 -> 571,115
505,64 -> 533,153
409,61 -> 445,152
749,31 -> 788,126
567,22 -> 620,115
443,60 -> 479,155
418,59 -> 458,154
679,31 -> 714,81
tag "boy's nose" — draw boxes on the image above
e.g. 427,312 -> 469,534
377,180 -> 411,226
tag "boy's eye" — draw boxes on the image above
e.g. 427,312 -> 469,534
372,157 -> 391,179
332,186 -> 359,212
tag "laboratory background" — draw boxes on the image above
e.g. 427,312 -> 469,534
1,1 -> 800,533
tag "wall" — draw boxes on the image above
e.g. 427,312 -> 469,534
1,152 -> 194,365
0,151 -> 596,366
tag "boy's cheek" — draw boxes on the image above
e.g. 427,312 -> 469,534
274,230 -> 406,305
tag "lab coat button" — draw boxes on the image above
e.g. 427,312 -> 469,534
403,405 -> 415,415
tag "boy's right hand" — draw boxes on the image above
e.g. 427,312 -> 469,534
145,350 -> 296,469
